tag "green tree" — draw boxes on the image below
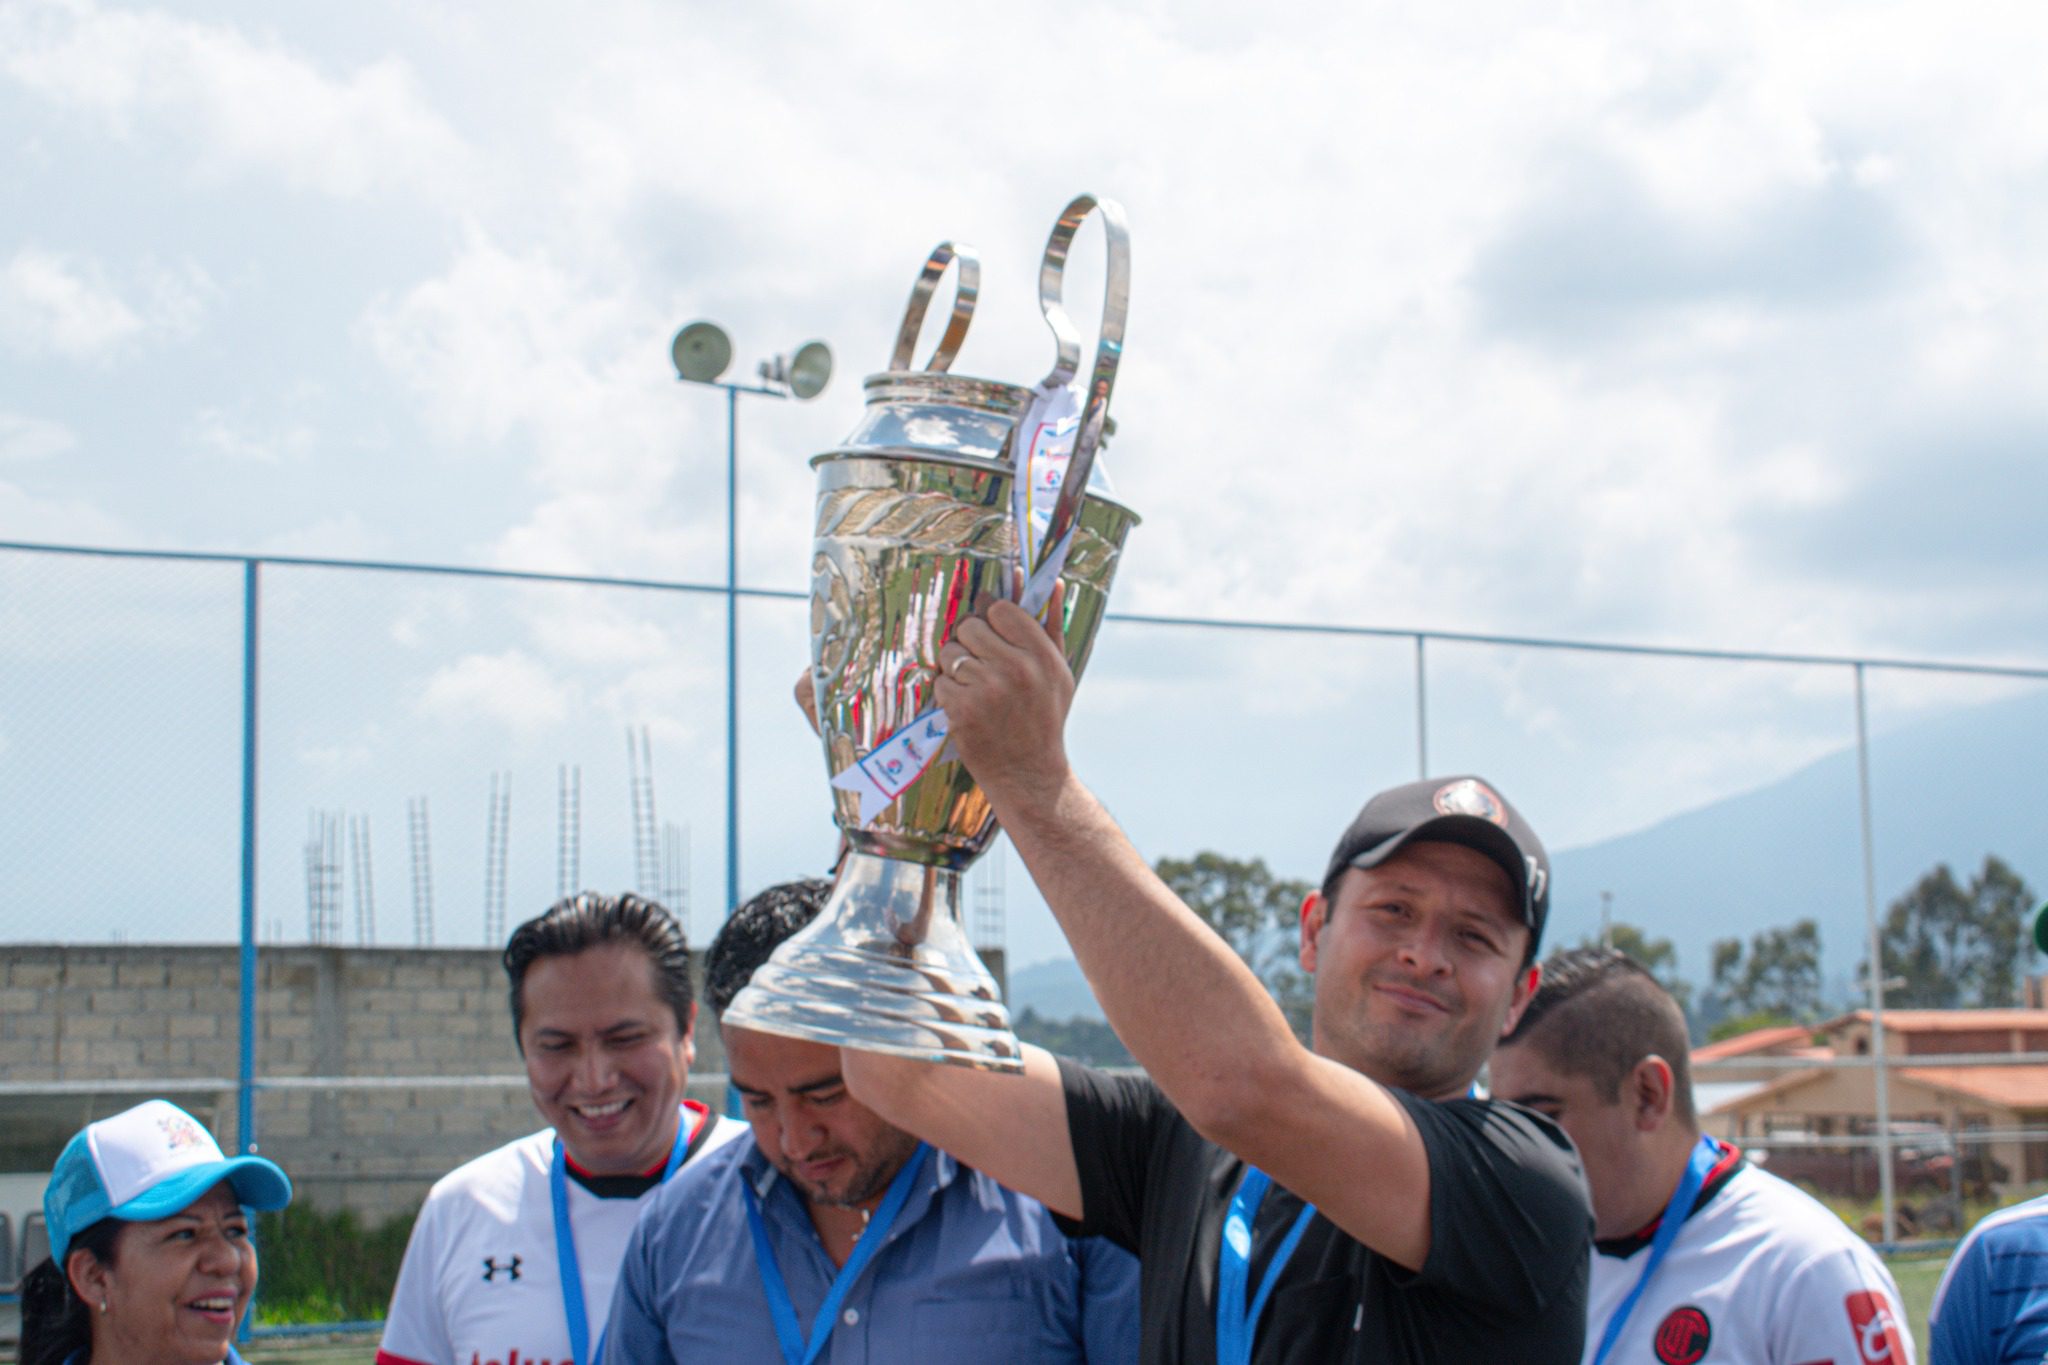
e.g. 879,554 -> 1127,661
1581,921 -> 1693,1014
1153,851 -> 1314,1040
1011,1006 -> 1135,1067
1704,918 -> 1823,1036
1876,856 -> 2035,1008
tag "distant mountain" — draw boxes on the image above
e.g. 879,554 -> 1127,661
1009,955 -> 1103,1021
1548,687 -> 2048,996
1009,687 -> 2048,1021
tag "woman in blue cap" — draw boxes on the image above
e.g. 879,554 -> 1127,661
19,1099 -> 293,1365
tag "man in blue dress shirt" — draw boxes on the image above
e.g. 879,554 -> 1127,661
605,878 -> 1140,1363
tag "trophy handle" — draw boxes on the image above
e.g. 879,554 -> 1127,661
890,242 -> 980,373
1034,194 -> 1129,568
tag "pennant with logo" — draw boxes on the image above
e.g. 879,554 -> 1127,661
830,706 -> 951,824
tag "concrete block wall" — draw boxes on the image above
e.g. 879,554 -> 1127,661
0,943 -> 733,1224
0,940 -> 1002,1223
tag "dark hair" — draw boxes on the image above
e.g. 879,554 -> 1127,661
19,1218 -> 122,1365
1503,946 -> 1695,1125
706,879 -> 833,1017
503,892 -> 693,1049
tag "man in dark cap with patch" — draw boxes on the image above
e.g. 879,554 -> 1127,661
841,598 -> 1593,1363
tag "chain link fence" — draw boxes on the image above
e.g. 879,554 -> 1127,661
4,537 -> 2047,1335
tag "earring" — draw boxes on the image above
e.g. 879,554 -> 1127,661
99,1299 -> 109,1313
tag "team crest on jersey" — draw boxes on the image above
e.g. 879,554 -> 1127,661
1653,1306 -> 1711,1365
1844,1290 -> 1905,1363
481,1254 -> 522,1282
1432,778 -> 1508,826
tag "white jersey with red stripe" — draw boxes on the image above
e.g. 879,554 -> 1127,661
377,1101 -> 742,1365
1585,1143 -> 1915,1365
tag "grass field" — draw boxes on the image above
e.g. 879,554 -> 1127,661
0,1252 -> 1965,1361
242,1332 -> 382,1363
1889,1251 -> 1949,1350
222,1253 -> 1953,1359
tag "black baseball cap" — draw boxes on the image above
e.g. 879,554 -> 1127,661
1322,775 -> 1551,953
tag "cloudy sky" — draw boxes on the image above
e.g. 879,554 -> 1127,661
2,0 -> 2043,971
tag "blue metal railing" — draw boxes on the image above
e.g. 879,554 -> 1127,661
5,532 -> 2046,1306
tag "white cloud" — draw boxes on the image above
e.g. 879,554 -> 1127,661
188,408 -> 315,465
10,0 -> 2048,892
0,411 -> 76,462
249,515 -> 387,560
0,0 -> 474,201
318,0 -> 2048,689
0,478 -> 128,543
299,725 -> 383,776
388,586 -> 476,650
360,227 -> 728,578
0,248 -> 213,362
0,247 -> 141,360
414,650 -> 574,734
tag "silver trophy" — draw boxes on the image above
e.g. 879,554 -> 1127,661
720,196 -> 1137,1070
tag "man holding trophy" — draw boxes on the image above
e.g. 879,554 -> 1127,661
729,196 -> 1593,1363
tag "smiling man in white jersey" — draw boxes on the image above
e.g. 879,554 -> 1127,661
1491,947 -> 1915,1365
377,892 -> 743,1365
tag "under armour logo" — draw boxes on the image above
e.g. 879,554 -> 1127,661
482,1255 -> 522,1282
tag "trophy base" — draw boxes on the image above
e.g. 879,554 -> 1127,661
719,851 -> 1025,1073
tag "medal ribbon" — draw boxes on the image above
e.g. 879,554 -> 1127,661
742,1142 -> 931,1365
1215,1166 -> 1318,1365
549,1107 -> 696,1365
1591,1135 -> 1719,1365
1008,380 -> 1085,615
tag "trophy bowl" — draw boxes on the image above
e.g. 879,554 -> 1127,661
722,202 -> 1134,1070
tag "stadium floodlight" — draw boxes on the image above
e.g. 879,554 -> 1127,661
786,341 -> 833,400
667,318 -> 834,934
755,343 -> 834,401
671,322 -> 733,384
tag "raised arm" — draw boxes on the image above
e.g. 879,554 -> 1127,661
934,598 -> 1436,1268
841,1043 -> 1082,1217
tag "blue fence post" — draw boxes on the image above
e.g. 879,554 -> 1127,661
238,558 -> 259,1154
236,557 -> 261,1344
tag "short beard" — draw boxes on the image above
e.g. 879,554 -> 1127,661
814,1157 -> 898,1208
801,1129 -> 921,1208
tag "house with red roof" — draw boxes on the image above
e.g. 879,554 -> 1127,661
1695,1009 -> 2048,1201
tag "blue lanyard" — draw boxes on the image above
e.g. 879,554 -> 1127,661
549,1109 -> 695,1365
1216,1167 -> 1318,1365
1592,1136 -> 1719,1365
742,1142 -> 931,1365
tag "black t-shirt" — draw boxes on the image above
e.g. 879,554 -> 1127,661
1057,1058 -> 1590,1364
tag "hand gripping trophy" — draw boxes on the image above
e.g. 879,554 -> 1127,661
719,195 -> 1137,1070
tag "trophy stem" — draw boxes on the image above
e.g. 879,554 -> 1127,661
718,851 -> 1023,1072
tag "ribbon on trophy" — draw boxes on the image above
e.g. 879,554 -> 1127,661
830,385 -> 1087,824
831,195 -> 1127,826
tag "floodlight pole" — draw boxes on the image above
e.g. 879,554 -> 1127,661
726,385 -> 739,926
678,374 -> 788,925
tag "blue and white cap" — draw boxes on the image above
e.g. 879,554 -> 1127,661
43,1100 -> 292,1262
